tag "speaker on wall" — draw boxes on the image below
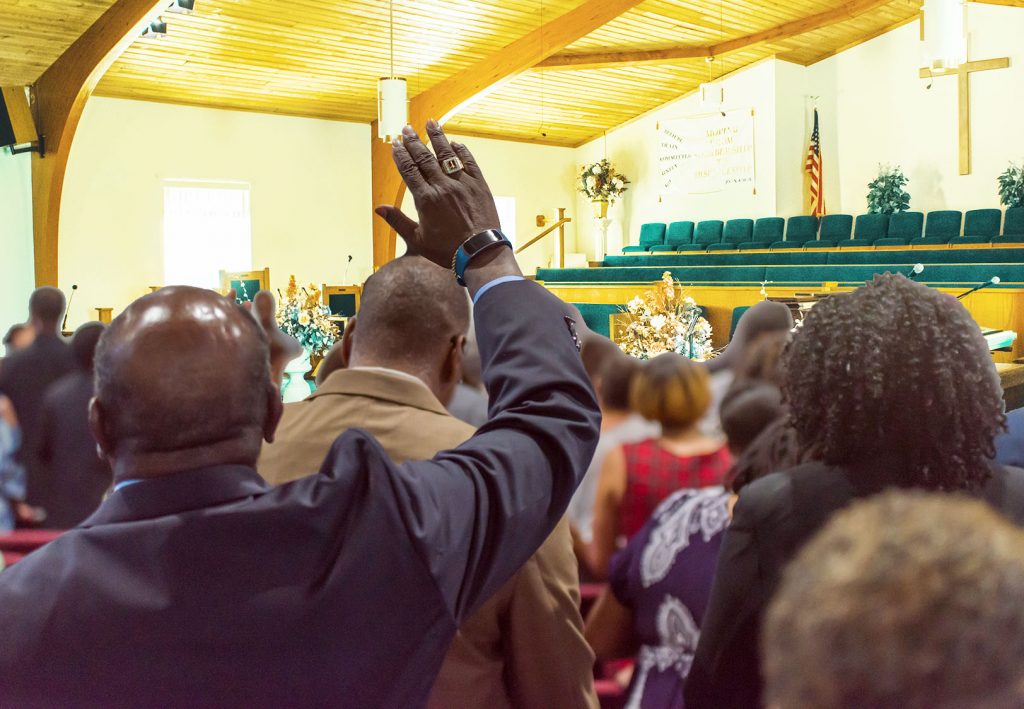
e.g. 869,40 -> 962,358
0,86 -> 38,150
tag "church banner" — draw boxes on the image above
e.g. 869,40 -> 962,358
658,110 -> 755,194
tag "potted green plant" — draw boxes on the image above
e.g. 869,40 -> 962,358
866,165 -> 911,215
998,162 -> 1024,208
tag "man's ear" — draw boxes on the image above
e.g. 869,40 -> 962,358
340,316 -> 357,368
88,397 -> 113,462
446,334 -> 467,385
262,383 -> 284,444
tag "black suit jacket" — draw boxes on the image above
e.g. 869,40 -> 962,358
0,333 -> 75,509
685,459 -> 1024,709
0,280 -> 600,707
37,370 -> 112,528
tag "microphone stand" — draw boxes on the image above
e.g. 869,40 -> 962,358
957,278 -> 999,300
62,285 -> 78,333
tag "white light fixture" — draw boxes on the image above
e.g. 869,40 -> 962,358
922,0 -> 966,70
700,56 -> 724,112
377,0 -> 408,142
699,82 -> 724,111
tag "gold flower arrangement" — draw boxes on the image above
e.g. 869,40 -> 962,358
618,272 -> 714,361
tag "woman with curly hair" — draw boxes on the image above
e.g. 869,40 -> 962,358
685,273 -> 1024,709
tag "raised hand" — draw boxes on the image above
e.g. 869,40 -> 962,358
375,120 -> 501,270
228,288 -> 302,385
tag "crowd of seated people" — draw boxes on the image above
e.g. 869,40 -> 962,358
1,123 -> 1024,708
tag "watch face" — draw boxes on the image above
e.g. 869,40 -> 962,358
464,230 -> 504,256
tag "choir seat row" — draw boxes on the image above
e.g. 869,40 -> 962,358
623,208 -> 1024,253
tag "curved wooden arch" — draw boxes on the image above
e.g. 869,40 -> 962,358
31,0 -> 165,286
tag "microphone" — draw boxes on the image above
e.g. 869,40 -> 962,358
906,263 -> 924,279
957,276 -> 1000,300
62,284 -> 78,332
343,255 -> 353,283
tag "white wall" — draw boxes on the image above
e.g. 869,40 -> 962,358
804,4 -> 1024,214
0,150 -> 35,335
58,98 -> 578,326
60,97 -> 374,327
573,59 -> 780,258
401,133 -> 578,275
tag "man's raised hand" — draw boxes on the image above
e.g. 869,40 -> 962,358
228,288 -> 302,385
375,120 -> 501,270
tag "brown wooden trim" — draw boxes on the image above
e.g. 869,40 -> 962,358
30,0 -> 165,287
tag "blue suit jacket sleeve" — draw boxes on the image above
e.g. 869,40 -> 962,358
375,279 -> 600,623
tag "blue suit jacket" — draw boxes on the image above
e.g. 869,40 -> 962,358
0,280 -> 600,707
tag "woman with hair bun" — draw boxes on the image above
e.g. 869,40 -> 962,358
582,353 -> 731,580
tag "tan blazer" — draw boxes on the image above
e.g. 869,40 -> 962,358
259,368 -> 597,709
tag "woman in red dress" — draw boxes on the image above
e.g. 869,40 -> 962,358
583,354 -> 731,580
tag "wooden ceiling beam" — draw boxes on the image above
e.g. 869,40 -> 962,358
371,0 -> 647,269
30,0 -> 164,287
536,0 -> 897,71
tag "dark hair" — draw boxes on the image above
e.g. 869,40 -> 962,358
28,287 -> 65,326
720,383 -> 784,456
354,256 -> 469,365
631,353 -> 711,429
782,273 -> 1004,491
732,330 -> 790,388
71,322 -> 105,371
598,353 -> 640,411
726,416 -> 810,494
764,491 -> 1024,709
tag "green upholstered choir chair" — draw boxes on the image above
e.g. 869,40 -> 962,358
730,306 -> 751,339
913,210 -> 962,246
708,219 -> 754,251
220,268 -> 271,304
571,303 -> 621,338
993,208 -> 1024,244
812,214 -> 853,248
650,221 -> 695,252
771,216 -> 818,249
678,220 -> 725,252
875,211 -> 924,246
322,285 -> 361,319
739,217 -> 783,250
963,209 -> 1003,244
842,213 -> 889,247
622,223 -> 667,253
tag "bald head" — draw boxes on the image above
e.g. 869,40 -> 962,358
92,286 -> 278,477
29,287 -> 66,333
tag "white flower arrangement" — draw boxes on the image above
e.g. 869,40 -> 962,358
618,272 -> 714,361
276,275 -> 339,358
577,159 -> 630,203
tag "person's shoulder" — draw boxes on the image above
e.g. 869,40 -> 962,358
44,370 -> 87,402
733,462 -> 832,520
984,463 -> 1024,523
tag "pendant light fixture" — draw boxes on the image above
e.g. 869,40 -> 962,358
377,0 -> 408,142
922,0 -> 966,70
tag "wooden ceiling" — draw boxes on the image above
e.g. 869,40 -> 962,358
2,0 -> 931,146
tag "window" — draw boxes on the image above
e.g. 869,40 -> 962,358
163,182 -> 252,288
494,196 -> 517,246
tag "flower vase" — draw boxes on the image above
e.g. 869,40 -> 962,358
281,350 -> 313,403
593,200 -> 610,218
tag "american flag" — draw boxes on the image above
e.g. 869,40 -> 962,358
805,108 -> 825,217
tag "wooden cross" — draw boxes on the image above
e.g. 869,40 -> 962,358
919,58 -> 1010,175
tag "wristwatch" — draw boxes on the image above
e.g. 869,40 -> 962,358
453,229 -> 513,287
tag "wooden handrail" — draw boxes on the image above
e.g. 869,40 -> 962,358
515,208 -> 572,267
